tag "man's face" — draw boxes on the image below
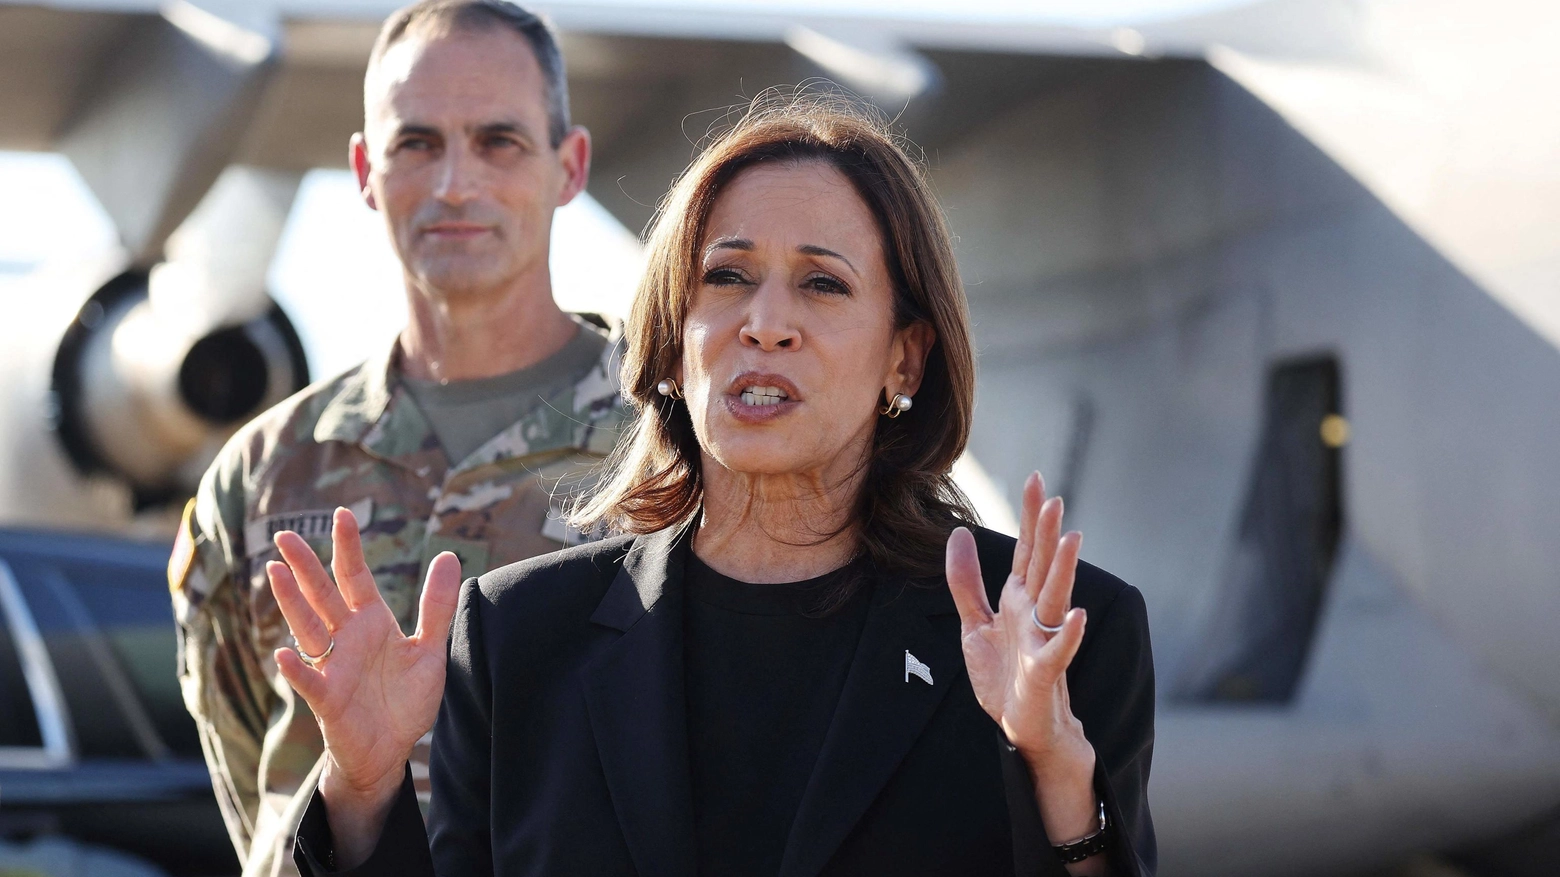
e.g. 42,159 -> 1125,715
354,28 -> 588,299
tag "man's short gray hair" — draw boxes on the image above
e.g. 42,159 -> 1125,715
368,0 -> 571,147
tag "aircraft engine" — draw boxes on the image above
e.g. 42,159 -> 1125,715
49,267 -> 309,509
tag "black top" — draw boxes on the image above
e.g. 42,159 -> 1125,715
294,523 -> 1157,877
682,556 -> 871,876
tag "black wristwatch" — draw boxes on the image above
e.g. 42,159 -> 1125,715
1052,799 -> 1110,864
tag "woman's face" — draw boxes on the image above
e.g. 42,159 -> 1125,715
679,160 -> 932,486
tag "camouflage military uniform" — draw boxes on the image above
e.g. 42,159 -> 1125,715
170,321 -> 625,877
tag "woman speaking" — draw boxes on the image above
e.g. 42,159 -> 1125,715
266,94 -> 1156,877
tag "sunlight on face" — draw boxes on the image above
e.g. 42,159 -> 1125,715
361,29 -> 571,298
681,160 -> 919,485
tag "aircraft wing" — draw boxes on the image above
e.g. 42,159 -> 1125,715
0,0 -> 1175,259
5,0 -> 1556,350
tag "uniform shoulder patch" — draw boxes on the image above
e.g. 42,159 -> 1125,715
170,499 -> 215,623
169,499 -> 199,596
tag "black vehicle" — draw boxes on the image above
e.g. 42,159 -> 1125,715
0,528 -> 237,876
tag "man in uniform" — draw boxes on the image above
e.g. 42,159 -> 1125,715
168,3 -> 626,875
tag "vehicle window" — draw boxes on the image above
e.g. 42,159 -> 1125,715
9,555 -> 144,759
6,541 -> 202,761
0,599 -> 44,748
54,557 -> 199,757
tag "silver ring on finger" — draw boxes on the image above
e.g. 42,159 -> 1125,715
1031,605 -> 1065,635
298,637 -> 334,668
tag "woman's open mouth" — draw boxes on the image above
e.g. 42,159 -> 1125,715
739,385 -> 789,406
725,373 -> 801,422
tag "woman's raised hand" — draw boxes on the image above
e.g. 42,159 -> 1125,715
947,473 -> 1104,860
267,508 -> 462,858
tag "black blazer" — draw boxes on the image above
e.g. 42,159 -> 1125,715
296,524 -> 1156,876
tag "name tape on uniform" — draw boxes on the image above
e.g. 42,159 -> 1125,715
244,498 -> 374,556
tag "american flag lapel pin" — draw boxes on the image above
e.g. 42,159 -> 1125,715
905,650 -> 933,685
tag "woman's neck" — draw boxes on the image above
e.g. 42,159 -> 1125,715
693,466 -> 863,584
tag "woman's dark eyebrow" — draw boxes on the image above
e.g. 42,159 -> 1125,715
705,238 -> 754,256
704,239 -> 857,274
798,244 -> 856,273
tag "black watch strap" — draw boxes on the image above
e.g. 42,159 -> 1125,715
1052,799 -> 1110,864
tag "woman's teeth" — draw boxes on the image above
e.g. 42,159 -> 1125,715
740,386 -> 788,407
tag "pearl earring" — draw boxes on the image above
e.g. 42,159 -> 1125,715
656,378 -> 684,400
879,392 -> 912,418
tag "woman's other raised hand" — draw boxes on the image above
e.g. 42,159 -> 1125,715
946,473 -> 1106,873
268,507 -> 462,867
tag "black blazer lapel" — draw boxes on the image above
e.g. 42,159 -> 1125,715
778,577 -> 964,877
582,523 -> 697,877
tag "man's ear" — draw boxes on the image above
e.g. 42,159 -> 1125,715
349,133 -> 378,211
555,126 -> 592,207
891,321 -> 937,397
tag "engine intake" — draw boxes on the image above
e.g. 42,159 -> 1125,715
50,270 -> 309,507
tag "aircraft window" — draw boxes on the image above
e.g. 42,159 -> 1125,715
0,596 -> 44,748
1175,355 -> 1345,704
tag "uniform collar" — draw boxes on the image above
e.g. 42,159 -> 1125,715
312,337 -> 397,445
312,322 -> 627,466
450,321 -> 626,469
312,337 -> 439,462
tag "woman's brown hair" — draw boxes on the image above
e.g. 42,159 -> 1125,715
575,88 -> 977,585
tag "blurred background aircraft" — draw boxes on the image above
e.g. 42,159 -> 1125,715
1,0 -> 1558,875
